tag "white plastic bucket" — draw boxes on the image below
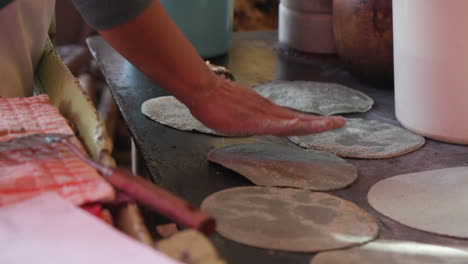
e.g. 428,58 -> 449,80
393,0 -> 468,144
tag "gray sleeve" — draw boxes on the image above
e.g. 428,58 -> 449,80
72,0 -> 153,31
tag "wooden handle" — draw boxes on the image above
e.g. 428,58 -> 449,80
58,139 -> 215,234
104,168 -> 216,235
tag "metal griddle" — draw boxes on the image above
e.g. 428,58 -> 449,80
87,31 -> 468,263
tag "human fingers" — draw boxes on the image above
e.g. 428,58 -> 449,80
266,105 -> 347,132
296,114 -> 346,129
248,116 -> 340,136
276,118 -> 336,136
260,97 -> 346,129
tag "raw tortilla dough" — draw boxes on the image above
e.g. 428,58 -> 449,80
253,81 -> 374,116
208,142 -> 357,191
141,96 -> 225,136
311,239 -> 468,264
289,118 -> 425,159
201,186 -> 378,252
368,167 -> 468,238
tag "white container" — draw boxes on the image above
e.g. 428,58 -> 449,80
393,0 -> 468,144
279,0 -> 336,54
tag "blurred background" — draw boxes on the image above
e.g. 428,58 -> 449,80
55,0 -> 279,45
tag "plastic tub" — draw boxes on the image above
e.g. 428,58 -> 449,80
160,0 -> 233,58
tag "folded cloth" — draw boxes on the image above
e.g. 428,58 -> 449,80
0,95 -> 115,206
0,95 -> 72,142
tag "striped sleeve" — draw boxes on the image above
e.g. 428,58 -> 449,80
72,0 -> 153,31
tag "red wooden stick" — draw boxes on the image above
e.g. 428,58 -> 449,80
60,138 -> 216,235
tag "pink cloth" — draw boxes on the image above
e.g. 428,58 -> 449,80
0,194 -> 180,264
0,95 -> 115,206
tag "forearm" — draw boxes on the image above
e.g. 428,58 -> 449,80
73,0 -> 218,107
72,0 -> 346,136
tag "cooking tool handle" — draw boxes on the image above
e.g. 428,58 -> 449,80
102,168 -> 216,235
59,138 -> 215,235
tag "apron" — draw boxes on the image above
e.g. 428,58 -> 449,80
0,0 -> 55,98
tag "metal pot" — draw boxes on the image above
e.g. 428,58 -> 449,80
333,0 -> 393,82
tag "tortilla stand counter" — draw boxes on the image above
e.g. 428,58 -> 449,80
87,31 -> 468,263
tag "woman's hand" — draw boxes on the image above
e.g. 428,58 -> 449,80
187,77 -> 346,136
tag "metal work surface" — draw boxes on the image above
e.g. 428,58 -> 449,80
88,31 -> 468,263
